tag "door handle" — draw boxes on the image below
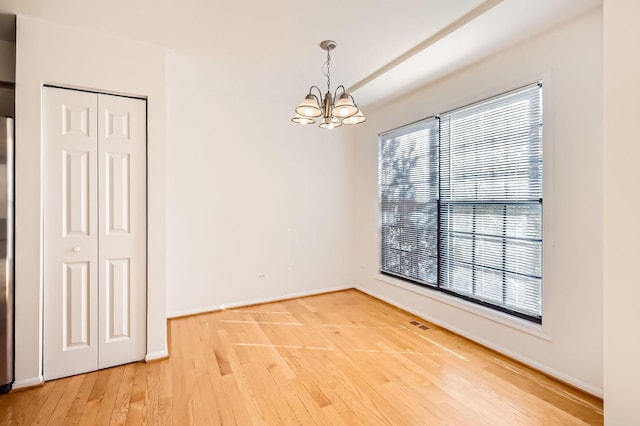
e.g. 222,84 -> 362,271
73,246 -> 81,252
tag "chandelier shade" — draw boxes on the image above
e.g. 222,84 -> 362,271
292,40 -> 366,129
342,110 -> 366,125
332,93 -> 358,118
291,114 -> 316,125
319,116 -> 342,129
295,94 -> 322,118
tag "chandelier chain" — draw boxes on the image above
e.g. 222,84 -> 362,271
322,48 -> 331,92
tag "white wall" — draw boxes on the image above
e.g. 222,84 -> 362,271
165,52 -> 356,317
603,0 -> 640,423
14,16 -> 167,388
353,9 -> 603,395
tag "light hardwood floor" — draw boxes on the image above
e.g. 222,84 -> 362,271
0,289 -> 603,425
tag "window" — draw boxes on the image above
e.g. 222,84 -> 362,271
379,83 -> 543,322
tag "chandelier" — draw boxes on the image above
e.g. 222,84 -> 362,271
292,40 -> 366,129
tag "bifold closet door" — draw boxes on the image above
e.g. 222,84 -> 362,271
43,87 -> 146,381
43,88 -> 99,380
97,93 -> 146,370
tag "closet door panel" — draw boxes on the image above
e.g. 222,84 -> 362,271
97,94 -> 147,369
43,87 -> 99,380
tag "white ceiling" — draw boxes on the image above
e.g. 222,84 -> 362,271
0,0 -> 601,108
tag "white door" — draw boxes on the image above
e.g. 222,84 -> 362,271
97,94 -> 146,369
43,88 -> 99,380
43,87 -> 147,380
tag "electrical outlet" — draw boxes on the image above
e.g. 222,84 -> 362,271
257,273 -> 266,279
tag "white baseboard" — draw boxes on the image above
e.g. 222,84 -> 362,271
12,375 -> 44,390
145,349 -> 169,362
167,285 -> 354,319
356,285 -> 604,398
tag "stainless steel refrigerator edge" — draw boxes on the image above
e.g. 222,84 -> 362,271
0,117 -> 13,393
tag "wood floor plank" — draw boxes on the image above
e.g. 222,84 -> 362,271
30,376 -> 71,424
94,367 -> 126,426
0,289 -> 603,425
124,360 -> 147,425
216,327 -> 269,425
79,369 -> 112,425
46,373 -> 85,424
109,363 -> 137,425
0,382 -> 50,425
196,320 -> 235,425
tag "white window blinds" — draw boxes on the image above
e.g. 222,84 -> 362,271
439,83 -> 542,320
379,118 -> 438,285
379,83 -> 543,322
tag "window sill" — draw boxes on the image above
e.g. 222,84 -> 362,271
375,273 -> 552,342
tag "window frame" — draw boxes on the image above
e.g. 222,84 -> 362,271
378,82 -> 543,324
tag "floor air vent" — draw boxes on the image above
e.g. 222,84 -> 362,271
408,320 -> 429,330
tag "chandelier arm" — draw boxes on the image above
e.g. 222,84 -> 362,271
333,85 -> 359,110
333,85 -> 347,100
308,86 -> 324,106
